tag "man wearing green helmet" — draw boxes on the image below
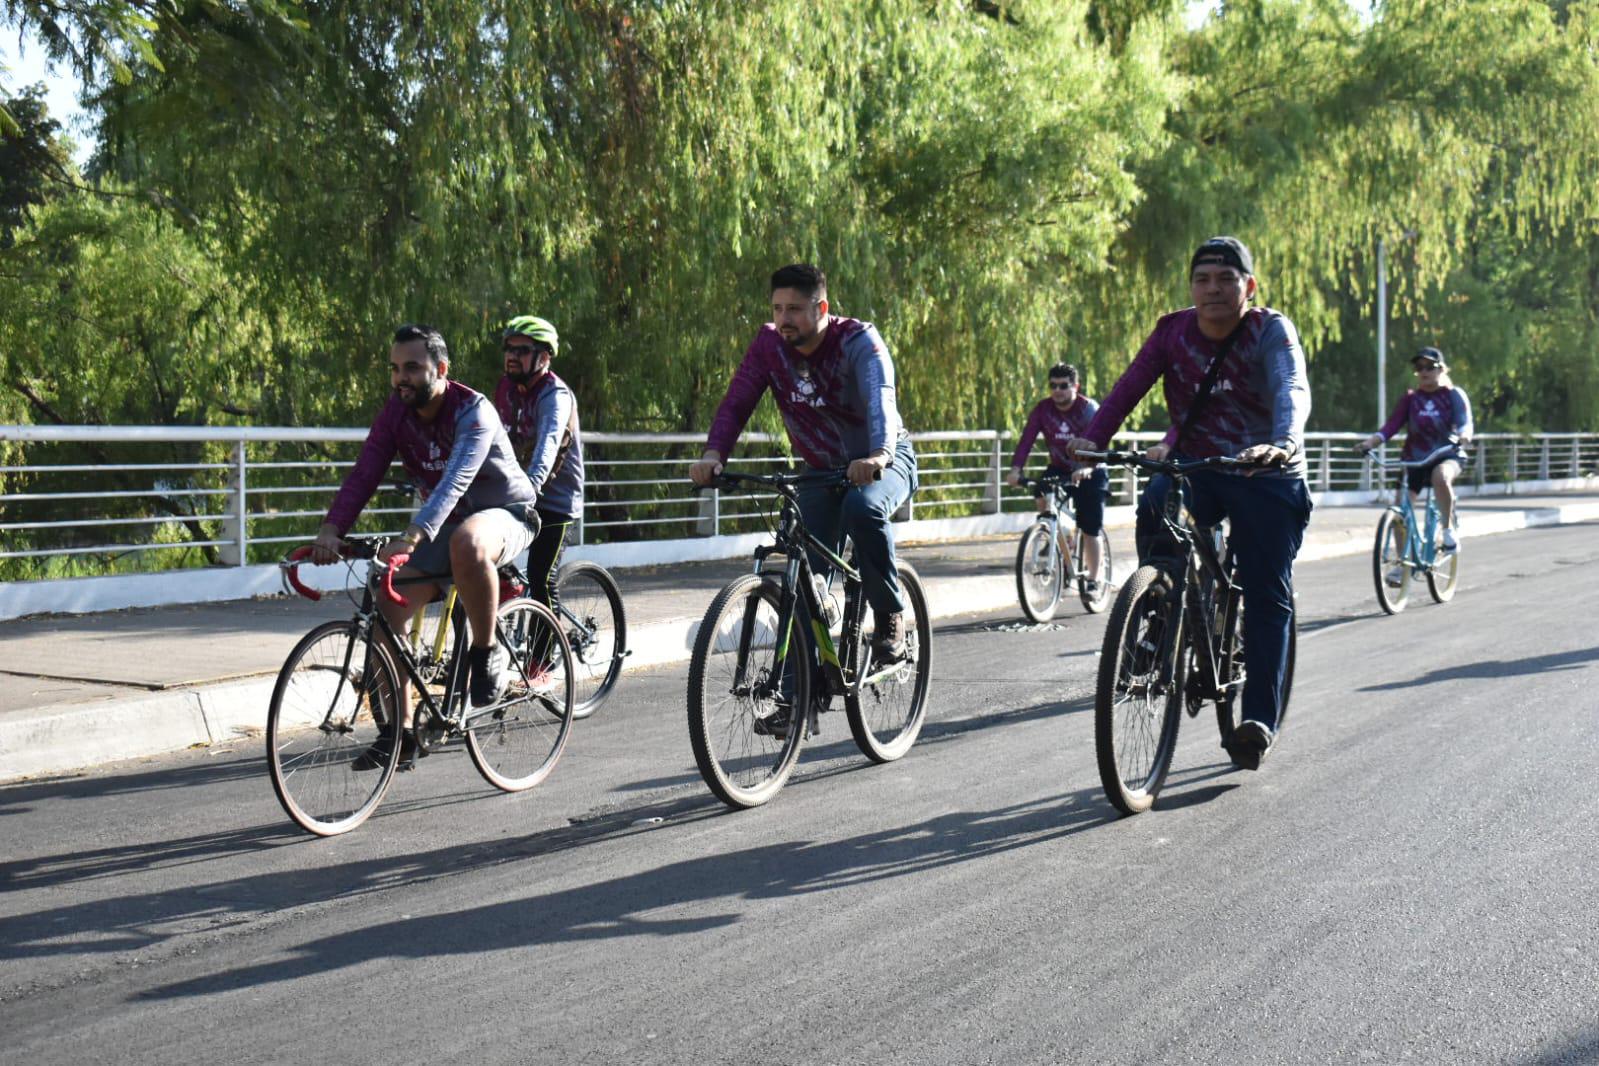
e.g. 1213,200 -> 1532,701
493,314 -> 584,620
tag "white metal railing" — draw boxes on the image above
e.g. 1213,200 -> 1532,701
1,426 -> 1595,583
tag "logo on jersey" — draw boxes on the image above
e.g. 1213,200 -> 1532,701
788,374 -> 826,409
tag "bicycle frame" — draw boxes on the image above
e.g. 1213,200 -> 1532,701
1026,477 -> 1087,582
1145,478 -> 1240,710
1366,444 -> 1459,576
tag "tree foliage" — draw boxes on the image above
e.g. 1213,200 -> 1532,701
2,0 -> 1598,446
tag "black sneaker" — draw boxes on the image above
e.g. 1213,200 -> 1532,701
752,704 -> 792,739
1228,719 -> 1275,771
350,729 -> 420,771
870,610 -> 907,664
469,644 -> 509,707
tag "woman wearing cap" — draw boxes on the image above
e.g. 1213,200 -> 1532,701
1358,347 -> 1474,552
493,315 -> 585,614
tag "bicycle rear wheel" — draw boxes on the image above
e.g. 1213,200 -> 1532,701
1373,509 -> 1410,614
1015,522 -> 1064,622
846,563 -> 933,763
687,574 -> 808,809
555,560 -> 627,719
1426,547 -> 1460,603
465,598 -> 575,792
1094,565 -> 1184,815
1076,528 -> 1113,614
267,621 -> 402,836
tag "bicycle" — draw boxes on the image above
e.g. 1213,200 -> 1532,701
1359,443 -> 1462,614
378,483 -> 626,717
1014,474 -> 1113,621
406,559 -> 627,719
1076,449 -> 1297,815
686,469 -> 934,809
269,537 -> 575,836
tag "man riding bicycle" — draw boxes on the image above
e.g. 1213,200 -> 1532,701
310,324 -> 540,764
689,263 -> 918,728
492,314 -> 584,619
1068,237 -> 1311,770
1006,362 -> 1109,597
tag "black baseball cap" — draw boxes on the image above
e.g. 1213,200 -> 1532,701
1190,236 -> 1254,276
1412,346 -> 1447,369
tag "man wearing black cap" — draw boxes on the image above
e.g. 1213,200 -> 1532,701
1068,236 -> 1312,770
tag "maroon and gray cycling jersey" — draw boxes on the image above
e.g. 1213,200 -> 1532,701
493,370 -> 584,521
1375,386 -> 1473,462
324,379 -> 535,542
705,316 -> 906,469
1011,394 -> 1100,471
1082,306 -> 1310,479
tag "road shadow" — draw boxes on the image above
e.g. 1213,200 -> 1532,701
132,785 -> 1118,1002
0,757 -> 265,818
1521,1024 -> 1599,1065
1357,646 -> 1599,692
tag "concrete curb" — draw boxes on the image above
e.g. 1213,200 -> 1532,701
4,502 -> 1596,783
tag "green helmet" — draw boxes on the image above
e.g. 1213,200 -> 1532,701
503,314 -> 559,356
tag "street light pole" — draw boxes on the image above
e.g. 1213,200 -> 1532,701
1376,238 -> 1387,427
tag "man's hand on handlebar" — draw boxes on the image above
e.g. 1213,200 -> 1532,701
689,450 -> 725,488
847,452 -> 889,487
309,523 -> 345,566
1355,433 -> 1383,455
1005,469 -> 1022,488
1144,441 -> 1172,462
1234,443 -> 1290,474
378,524 -> 424,564
1065,436 -> 1099,462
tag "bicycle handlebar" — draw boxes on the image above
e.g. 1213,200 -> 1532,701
280,539 -> 412,607
692,465 -> 881,496
1072,449 -> 1269,477
1357,443 -> 1462,469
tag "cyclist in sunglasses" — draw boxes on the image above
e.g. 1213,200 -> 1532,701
1006,363 -> 1109,597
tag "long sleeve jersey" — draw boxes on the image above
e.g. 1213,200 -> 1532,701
324,380 -> 536,542
1375,387 -> 1473,462
1011,394 -> 1101,470
493,370 -> 584,521
705,316 -> 906,470
1082,306 -> 1311,479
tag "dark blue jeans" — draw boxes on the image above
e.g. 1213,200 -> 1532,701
1039,463 -> 1110,536
794,437 -> 918,617
1136,470 -> 1311,731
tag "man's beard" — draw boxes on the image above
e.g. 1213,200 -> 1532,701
505,367 -> 534,386
397,380 -> 436,408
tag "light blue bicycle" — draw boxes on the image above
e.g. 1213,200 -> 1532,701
1360,444 -> 1462,614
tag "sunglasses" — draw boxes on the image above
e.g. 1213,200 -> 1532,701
1414,363 -> 1441,372
1049,382 -> 1074,390
504,343 -> 548,358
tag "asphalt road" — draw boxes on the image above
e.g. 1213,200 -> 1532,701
3,523 -> 1597,1065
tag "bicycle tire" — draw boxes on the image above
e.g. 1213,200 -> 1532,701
1094,565 -> 1184,815
1077,528 -> 1113,614
555,560 -> 627,719
1373,509 -> 1411,614
846,563 -> 933,763
1215,601 -> 1297,752
1426,546 -> 1460,603
465,598 -> 575,792
1015,522 -> 1064,622
687,575 -> 809,809
266,621 -> 402,837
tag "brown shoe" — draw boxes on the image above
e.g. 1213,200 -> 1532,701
870,610 -> 907,663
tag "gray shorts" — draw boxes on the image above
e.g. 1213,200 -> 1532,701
405,507 -> 538,578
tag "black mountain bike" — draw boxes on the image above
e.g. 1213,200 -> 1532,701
686,469 -> 934,809
271,539 -> 575,836
1076,450 -> 1297,815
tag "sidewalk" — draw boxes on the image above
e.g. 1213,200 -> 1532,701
3,492 -> 1597,782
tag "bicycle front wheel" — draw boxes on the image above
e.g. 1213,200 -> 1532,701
1373,509 -> 1410,614
1015,522 -> 1064,622
465,598 -> 575,792
555,561 -> 627,719
1094,565 -> 1184,815
1427,546 -> 1460,603
687,574 -> 808,809
1077,528 -> 1113,614
267,621 -> 402,836
846,563 -> 933,763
